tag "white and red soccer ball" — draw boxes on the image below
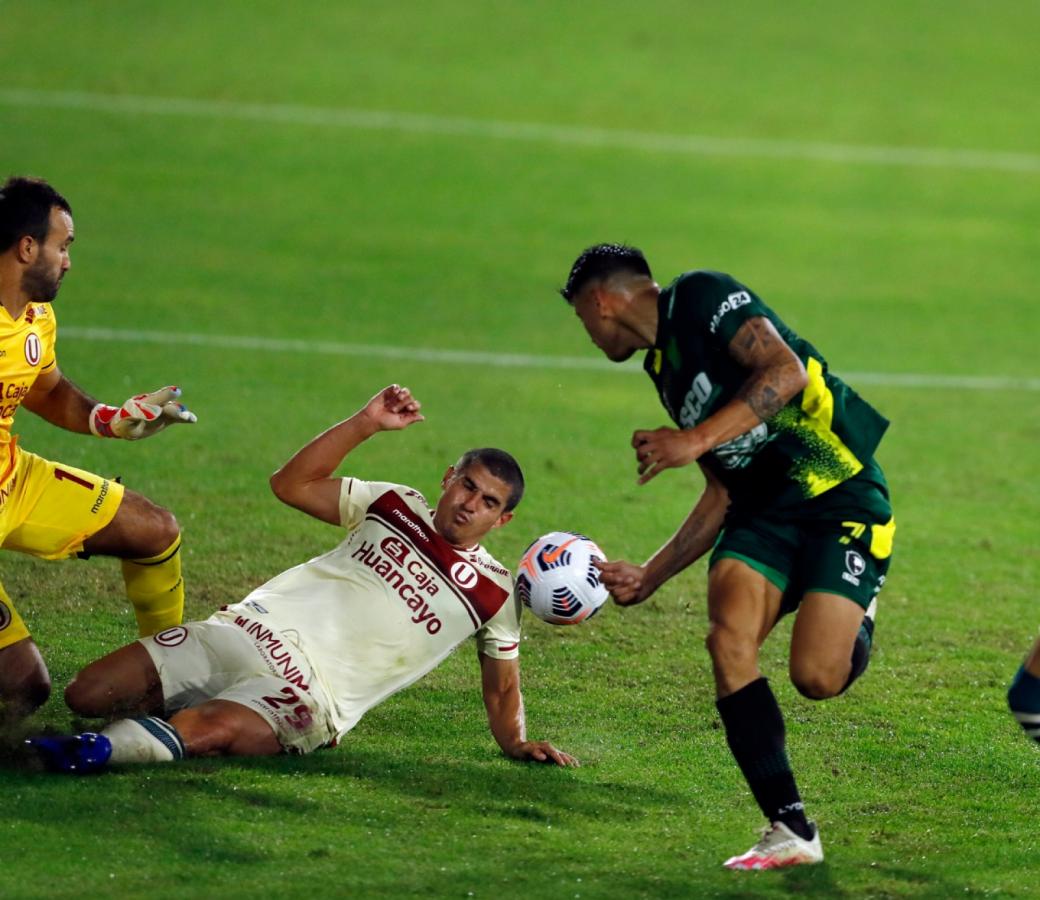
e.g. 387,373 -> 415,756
515,531 -> 608,625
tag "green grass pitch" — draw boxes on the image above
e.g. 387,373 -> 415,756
1,2 -> 1038,897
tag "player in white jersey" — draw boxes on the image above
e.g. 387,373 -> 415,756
30,384 -> 576,771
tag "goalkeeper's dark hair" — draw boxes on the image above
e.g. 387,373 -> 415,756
0,176 -> 72,253
559,243 -> 652,304
456,448 -> 525,512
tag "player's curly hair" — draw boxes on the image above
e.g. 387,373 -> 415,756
456,448 -> 525,512
0,176 -> 72,253
559,243 -> 652,303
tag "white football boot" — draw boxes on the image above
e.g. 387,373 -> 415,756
723,821 -> 824,870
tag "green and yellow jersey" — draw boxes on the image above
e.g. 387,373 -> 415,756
646,270 -> 889,513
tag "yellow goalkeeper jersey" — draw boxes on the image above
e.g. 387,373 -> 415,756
0,302 -> 58,480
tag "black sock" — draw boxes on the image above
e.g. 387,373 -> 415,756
841,617 -> 874,694
716,677 -> 812,840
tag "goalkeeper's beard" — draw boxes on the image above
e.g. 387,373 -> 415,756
21,262 -> 63,303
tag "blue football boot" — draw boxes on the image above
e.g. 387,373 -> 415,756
28,732 -> 113,774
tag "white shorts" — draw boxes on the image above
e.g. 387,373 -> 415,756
140,616 -> 336,754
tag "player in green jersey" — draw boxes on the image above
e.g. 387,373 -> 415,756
561,243 -> 895,870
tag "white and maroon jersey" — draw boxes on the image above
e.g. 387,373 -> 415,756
217,478 -> 519,739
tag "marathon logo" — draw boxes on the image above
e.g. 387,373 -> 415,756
708,291 -> 752,334
233,615 -> 312,689
90,478 -> 111,515
391,507 -> 429,542
351,539 -> 443,634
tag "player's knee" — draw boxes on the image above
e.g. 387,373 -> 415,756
1,667 -> 51,716
65,669 -> 115,717
150,506 -> 180,552
790,660 -> 846,700
119,492 -> 180,558
0,643 -> 51,717
134,506 -> 180,559
15,670 -> 51,714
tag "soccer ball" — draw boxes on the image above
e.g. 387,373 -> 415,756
515,531 -> 609,625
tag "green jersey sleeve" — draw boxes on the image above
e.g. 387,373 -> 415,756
670,271 -> 771,350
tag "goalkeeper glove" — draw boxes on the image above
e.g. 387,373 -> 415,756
89,386 -> 197,440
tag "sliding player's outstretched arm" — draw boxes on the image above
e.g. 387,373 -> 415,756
479,652 -> 577,766
270,384 -> 424,524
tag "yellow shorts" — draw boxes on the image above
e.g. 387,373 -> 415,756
0,443 -> 125,650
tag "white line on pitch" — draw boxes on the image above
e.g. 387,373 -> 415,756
1,88 -> 1038,175
60,326 -> 1040,392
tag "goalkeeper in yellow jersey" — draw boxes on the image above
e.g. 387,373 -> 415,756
0,176 -> 196,720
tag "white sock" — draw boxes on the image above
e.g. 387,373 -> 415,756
101,717 -> 186,764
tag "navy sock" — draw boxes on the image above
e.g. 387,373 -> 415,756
841,618 -> 874,694
716,677 -> 812,840
1008,666 -> 1040,743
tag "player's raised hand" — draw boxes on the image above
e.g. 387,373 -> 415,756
632,426 -> 704,484
89,386 -> 197,440
594,558 -> 649,605
363,384 -> 425,432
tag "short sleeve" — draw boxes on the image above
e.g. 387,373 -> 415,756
474,590 -> 521,660
38,304 -> 57,373
672,271 -> 770,348
338,478 -> 402,531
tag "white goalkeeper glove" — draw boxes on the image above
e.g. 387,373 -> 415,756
89,386 -> 197,440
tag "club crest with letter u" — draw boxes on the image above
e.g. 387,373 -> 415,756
24,332 -> 41,366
